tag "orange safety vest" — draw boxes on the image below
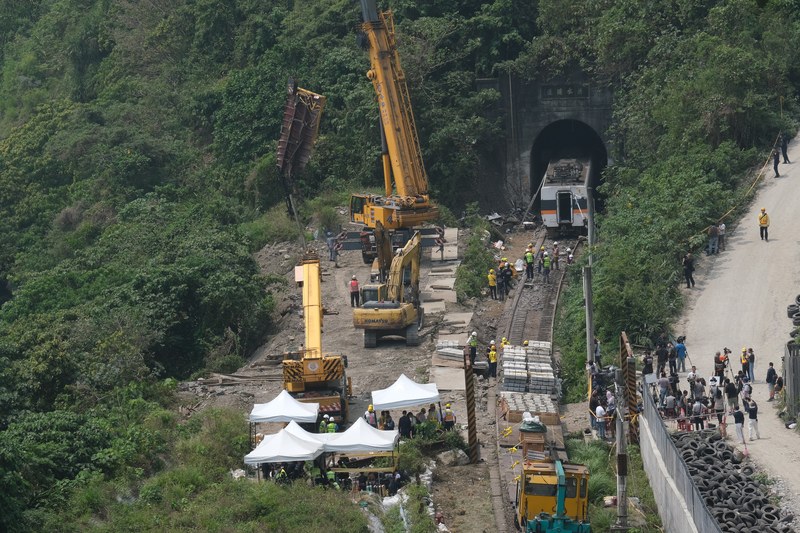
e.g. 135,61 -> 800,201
443,409 -> 455,422
350,279 -> 359,293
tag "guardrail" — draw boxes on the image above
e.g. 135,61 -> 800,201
784,341 -> 800,418
640,379 -> 722,533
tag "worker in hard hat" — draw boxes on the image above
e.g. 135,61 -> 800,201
486,340 -> 496,361
487,268 -> 497,300
542,251 -> 551,284
758,207 -> 769,241
501,261 -> 514,296
552,241 -> 560,270
327,416 -> 339,433
467,331 -> 478,365
740,347 -> 750,378
364,405 -> 378,428
488,344 -> 498,379
524,246 -> 535,281
443,403 -> 456,431
319,414 -> 329,433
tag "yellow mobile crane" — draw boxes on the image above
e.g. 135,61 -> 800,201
350,0 -> 439,268
353,231 -> 422,348
283,251 -> 350,422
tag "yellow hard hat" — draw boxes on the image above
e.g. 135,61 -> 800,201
446,403 -> 451,408
489,268 -> 494,273
368,405 -> 374,411
523,340 -> 529,346
501,257 -> 507,262
540,246 -> 545,250
742,347 -> 747,352
502,337 -> 507,342
761,207 -> 766,212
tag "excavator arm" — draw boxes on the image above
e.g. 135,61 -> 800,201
386,231 -> 421,302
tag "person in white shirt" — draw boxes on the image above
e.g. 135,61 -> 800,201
595,404 -> 607,440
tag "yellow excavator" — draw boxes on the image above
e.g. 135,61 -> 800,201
353,231 -> 423,348
348,0 -> 440,270
283,251 -> 350,422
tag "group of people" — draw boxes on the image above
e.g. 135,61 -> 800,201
466,332 -> 511,379
362,402 -> 456,437
772,132 -> 791,177
262,459 -> 406,495
646,339 -> 785,445
589,386 -> 617,441
682,206 -> 774,290
488,242 -> 574,299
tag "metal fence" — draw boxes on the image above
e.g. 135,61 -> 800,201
640,379 -> 722,533
784,342 -> 800,417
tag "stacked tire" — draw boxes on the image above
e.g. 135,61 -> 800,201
673,430 -> 795,532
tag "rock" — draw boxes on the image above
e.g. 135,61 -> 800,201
436,449 -> 470,466
283,254 -> 291,259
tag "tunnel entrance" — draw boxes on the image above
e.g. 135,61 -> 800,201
530,119 -> 608,209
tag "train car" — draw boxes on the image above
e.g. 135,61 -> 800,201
540,158 -> 592,232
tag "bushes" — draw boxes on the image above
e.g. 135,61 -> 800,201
454,207 -> 495,302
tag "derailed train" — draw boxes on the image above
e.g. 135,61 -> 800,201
540,158 -> 595,233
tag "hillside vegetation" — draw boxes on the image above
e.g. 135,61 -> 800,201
0,0 -> 798,530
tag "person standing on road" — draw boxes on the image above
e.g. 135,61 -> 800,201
740,347 -> 750,380
717,222 -> 726,252
642,351 -> 654,377
667,342 -> 678,375
691,398 -> 705,431
675,338 -> 688,373
656,344 -> 668,375
781,133 -> 791,164
732,406 -> 745,445
758,208 -> 770,241
707,223 -> 719,255
682,253 -> 696,288
487,269 -> 497,300
536,246 -> 545,276
747,348 -> 756,383
766,362 -> 777,401
442,404 -> 456,431
773,148 -> 780,177
725,378 -> 740,412
657,372 -> 670,407
496,267 -> 506,301
745,399 -> 760,440
350,275 -> 360,307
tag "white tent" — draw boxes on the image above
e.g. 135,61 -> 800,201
371,373 -> 440,411
244,427 -> 324,464
325,417 -> 399,453
248,390 -> 319,423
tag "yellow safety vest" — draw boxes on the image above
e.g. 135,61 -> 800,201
488,350 -> 497,363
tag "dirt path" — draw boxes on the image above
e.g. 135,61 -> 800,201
673,136 -> 800,514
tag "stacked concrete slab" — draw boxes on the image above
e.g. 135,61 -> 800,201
499,391 -> 558,415
500,341 -> 556,394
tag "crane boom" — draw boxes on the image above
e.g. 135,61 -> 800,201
350,0 -> 438,231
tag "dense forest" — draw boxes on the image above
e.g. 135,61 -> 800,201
0,0 -> 798,530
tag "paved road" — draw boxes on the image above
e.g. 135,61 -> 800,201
674,136 -> 800,509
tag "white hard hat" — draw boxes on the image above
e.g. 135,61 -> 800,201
471,331 -> 477,337
544,252 -> 548,256
352,275 -> 357,279
323,414 -> 330,419
566,247 -> 572,252
490,340 -> 495,345
554,241 -> 559,245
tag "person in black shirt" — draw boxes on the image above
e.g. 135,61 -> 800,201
656,344 -> 668,375
642,351 -> 654,376
732,406 -> 745,444
398,411 -> 412,438
744,399 -> 760,440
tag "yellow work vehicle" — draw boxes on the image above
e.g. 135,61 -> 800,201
350,0 -> 439,264
515,459 -> 591,532
353,231 -> 422,348
283,251 -> 350,422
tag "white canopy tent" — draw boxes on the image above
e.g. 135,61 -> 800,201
244,428 -> 324,464
371,373 -> 440,411
324,417 -> 399,453
284,420 -> 337,445
248,390 -> 319,423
